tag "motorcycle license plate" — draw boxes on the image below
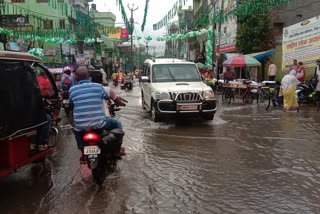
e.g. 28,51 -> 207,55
178,105 -> 198,111
84,146 -> 101,155
63,100 -> 69,104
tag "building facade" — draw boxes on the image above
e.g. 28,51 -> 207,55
0,0 -> 95,66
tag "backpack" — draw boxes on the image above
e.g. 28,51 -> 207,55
62,76 -> 72,91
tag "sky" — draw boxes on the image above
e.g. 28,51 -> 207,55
91,0 -> 193,56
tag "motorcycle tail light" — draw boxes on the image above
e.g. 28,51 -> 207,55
88,141 -> 97,146
83,133 -> 101,142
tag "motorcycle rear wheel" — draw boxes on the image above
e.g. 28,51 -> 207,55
91,159 -> 105,186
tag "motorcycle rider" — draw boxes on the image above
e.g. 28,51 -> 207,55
59,66 -> 75,91
112,71 -> 118,85
90,71 -> 126,117
69,66 -> 125,161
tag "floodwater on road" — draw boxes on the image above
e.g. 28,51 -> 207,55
1,80 -> 320,214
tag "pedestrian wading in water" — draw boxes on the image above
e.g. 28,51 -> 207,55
281,70 -> 300,112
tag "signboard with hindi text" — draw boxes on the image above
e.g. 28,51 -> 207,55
215,0 -> 237,53
75,54 -> 90,65
282,16 -> 320,70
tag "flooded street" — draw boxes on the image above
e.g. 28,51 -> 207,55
1,81 -> 320,214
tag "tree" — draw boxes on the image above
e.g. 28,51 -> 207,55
236,13 -> 274,54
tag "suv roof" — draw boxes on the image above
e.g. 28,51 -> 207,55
0,51 -> 42,62
144,58 -> 194,65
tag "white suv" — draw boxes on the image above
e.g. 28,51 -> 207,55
140,58 -> 217,122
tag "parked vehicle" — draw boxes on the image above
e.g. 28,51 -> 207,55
0,51 -> 60,177
140,58 -> 217,122
296,79 -> 317,105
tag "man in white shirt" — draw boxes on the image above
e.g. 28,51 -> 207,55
268,62 -> 277,81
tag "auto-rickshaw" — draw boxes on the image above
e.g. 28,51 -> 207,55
0,51 -> 60,177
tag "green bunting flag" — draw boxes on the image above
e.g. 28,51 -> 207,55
141,0 -> 149,32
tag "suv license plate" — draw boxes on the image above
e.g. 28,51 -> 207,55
84,146 -> 101,155
63,100 -> 69,104
178,105 -> 198,111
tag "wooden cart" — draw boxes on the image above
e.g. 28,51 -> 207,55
221,81 -> 254,104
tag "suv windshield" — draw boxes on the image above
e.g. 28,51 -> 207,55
152,64 -> 201,83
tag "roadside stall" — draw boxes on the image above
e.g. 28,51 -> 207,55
223,50 -> 276,81
221,55 -> 260,104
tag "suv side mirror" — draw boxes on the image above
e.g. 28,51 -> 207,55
140,76 -> 150,83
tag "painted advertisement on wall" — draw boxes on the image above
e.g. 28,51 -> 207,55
97,27 -> 129,41
282,16 -> 320,70
215,0 -> 237,53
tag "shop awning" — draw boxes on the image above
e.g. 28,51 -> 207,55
224,50 -> 275,62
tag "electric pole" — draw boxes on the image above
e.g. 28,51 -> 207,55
145,40 -> 149,58
128,3 -> 138,73
212,1 -> 217,71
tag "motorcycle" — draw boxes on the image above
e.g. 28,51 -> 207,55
113,78 -> 118,87
81,128 -> 124,185
81,97 -> 127,185
108,99 -> 120,117
296,79 -> 317,105
62,91 -> 72,117
121,76 -> 133,90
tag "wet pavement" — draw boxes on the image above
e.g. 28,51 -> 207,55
1,80 -> 320,214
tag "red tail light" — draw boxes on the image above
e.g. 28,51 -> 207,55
83,133 -> 101,141
88,141 -> 97,146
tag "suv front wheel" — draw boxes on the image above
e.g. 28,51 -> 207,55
151,100 -> 161,122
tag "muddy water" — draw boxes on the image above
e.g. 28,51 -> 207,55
1,80 -> 320,214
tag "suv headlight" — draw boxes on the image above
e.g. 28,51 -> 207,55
203,90 -> 214,99
155,91 -> 170,100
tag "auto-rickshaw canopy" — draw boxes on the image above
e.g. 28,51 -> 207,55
0,51 -> 46,139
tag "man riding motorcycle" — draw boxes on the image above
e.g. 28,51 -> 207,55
69,66 -> 125,161
90,71 -> 126,117
60,67 -> 75,116
59,66 -> 75,91
112,71 -> 118,86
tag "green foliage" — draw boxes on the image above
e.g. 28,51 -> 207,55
236,14 -> 272,54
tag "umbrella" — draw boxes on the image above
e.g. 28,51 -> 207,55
222,55 -> 260,67
223,55 -> 260,79
196,62 -> 206,69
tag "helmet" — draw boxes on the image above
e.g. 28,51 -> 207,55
63,66 -> 72,73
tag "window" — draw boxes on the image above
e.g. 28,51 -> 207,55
59,19 -> 65,29
143,64 -> 150,77
152,64 -> 201,83
43,20 -> 53,30
11,0 -> 25,3
36,0 -> 48,3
